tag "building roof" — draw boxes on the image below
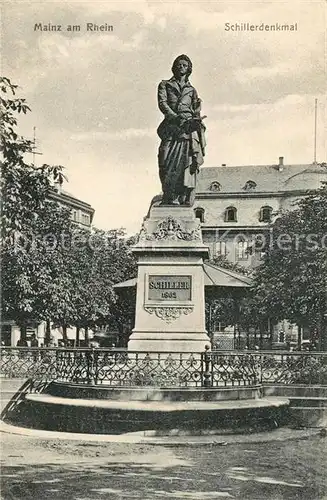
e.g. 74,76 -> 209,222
203,262 -> 252,287
196,163 -> 326,194
48,187 -> 95,220
113,263 -> 251,290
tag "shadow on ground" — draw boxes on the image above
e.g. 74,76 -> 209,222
1,436 -> 326,499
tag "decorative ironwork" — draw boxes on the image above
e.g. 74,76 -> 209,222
0,348 -> 59,380
210,352 -> 258,386
144,306 -> 193,323
92,351 -> 204,387
0,378 -> 50,421
258,352 -> 327,385
1,348 -> 326,388
139,216 -> 201,242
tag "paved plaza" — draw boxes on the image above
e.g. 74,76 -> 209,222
1,428 -> 326,500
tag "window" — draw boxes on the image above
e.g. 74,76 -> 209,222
243,180 -> 257,191
81,213 -> 90,225
71,209 -> 78,222
215,241 -> 227,256
236,240 -> 248,260
259,206 -> 273,223
194,207 -> 205,223
225,206 -> 237,222
209,181 -> 221,192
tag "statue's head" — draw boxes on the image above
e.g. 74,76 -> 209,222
171,54 -> 193,79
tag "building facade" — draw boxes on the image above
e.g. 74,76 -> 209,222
194,158 -> 327,348
48,184 -> 95,228
194,158 -> 326,267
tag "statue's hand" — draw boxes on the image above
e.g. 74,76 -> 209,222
166,110 -> 178,120
190,156 -> 199,174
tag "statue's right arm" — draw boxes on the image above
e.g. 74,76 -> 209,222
157,81 -> 177,118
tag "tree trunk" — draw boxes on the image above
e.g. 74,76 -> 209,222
45,319 -> 51,346
259,324 -> 263,350
268,318 -> 273,349
62,325 -> 68,343
297,325 -> 302,350
20,323 -> 27,342
75,327 -> 80,347
319,314 -> 327,351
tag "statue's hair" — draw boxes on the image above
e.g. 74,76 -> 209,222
171,54 -> 193,78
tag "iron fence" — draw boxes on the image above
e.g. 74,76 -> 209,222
0,347 -> 326,387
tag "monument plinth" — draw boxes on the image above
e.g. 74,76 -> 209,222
128,205 -> 211,352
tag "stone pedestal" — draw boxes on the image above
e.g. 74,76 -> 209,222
128,205 -> 211,352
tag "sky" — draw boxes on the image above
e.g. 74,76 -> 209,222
2,0 -> 326,233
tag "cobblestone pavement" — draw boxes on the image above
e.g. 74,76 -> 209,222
1,431 -> 326,499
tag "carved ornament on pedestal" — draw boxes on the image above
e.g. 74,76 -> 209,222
144,306 -> 194,323
139,216 -> 201,242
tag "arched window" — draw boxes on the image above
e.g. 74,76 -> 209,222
225,206 -> 237,222
243,180 -> 257,191
259,206 -> 273,222
209,181 -> 221,192
215,240 -> 227,256
236,240 -> 249,261
194,207 -> 205,223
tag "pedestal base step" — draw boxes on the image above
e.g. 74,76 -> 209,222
5,392 -> 289,435
47,381 -> 263,402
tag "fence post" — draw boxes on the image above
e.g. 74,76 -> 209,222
86,349 -> 95,385
258,352 -> 263,385
55,349 -> 60,380
93,349 -> 98,385
202,345 -> 212,388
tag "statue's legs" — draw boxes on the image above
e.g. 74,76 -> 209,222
158,137 -> 197,206
158,140 -> 181,205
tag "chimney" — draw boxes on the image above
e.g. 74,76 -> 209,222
278,156 -> 284,171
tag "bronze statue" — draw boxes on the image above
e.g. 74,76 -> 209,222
157,55 -> 206,206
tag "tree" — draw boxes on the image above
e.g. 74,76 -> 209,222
1,77 -> 138,345
204,255 -> 252,344
1,77 -> 65,239
209,254 -> 252,277
67,229 -> 137,340
1,77 -> 70,340
251,183 -> 327,349
42,226 -> 137,345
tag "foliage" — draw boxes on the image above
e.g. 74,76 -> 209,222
251,183 -> 327,349
1,201 -> 74,330
1,77 -> 71,335
205,256 -> 255,338
1,77 -> 138,342
1,77 -> 65,239
61,228 -> 137,332
290,356 -> 327,385
209,254 -> 252,276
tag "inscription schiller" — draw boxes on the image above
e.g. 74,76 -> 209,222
148,275 -> 192,301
